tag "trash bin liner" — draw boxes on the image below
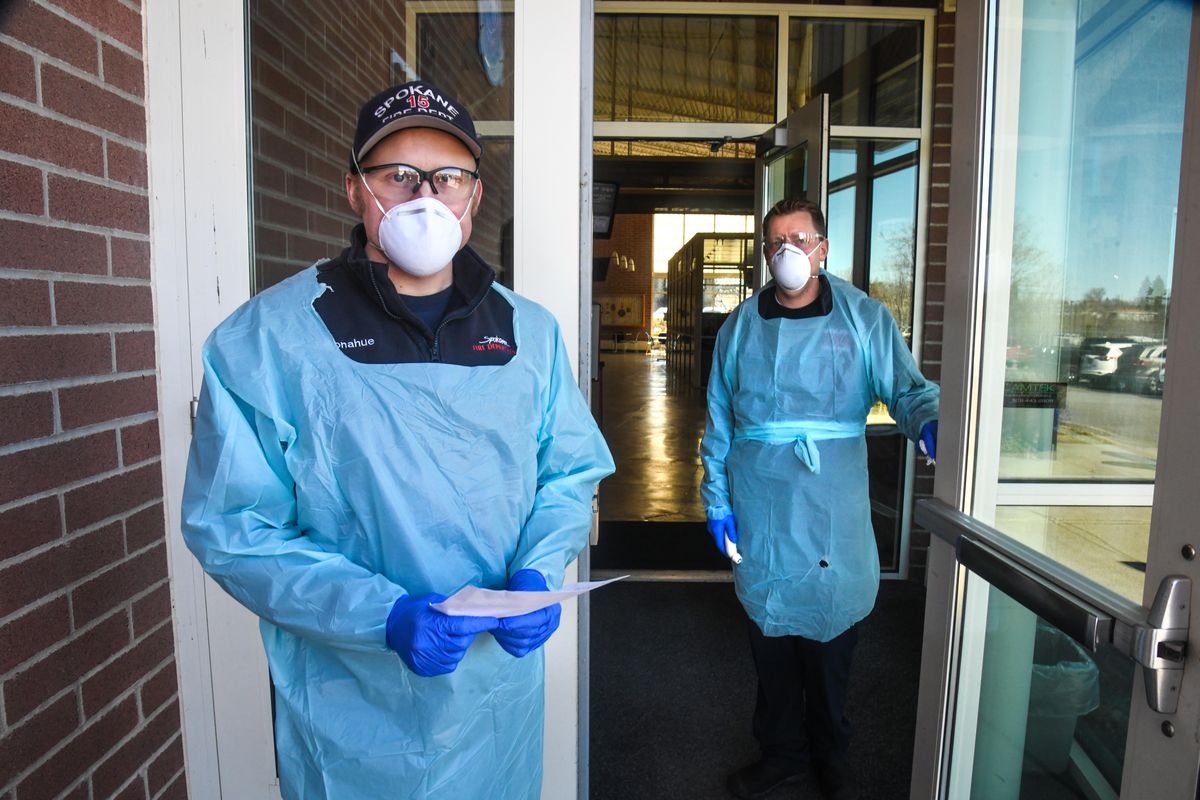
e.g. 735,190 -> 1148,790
1025,622 -> 1101,772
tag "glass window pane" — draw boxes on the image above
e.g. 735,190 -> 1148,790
595,15 -> 777,123
825,138 -> 919,334
952,579 -> 1132,797
995,506 -> 1149,604
823,136 -> 920,573
869,165 -> 918,339
992,0 -> 1189,487
789,18 -> 923,127
829,146 -> 857,183
874,139 -> 918,165
417,12 -> 515,120
826,187 -> 855,282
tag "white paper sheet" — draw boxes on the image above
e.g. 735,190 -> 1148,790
430,575 -> 627,618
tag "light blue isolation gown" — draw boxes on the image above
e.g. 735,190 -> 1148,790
182,267 -> 614,800
700,273 -> 938,641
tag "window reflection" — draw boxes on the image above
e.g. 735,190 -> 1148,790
994,506 -> 1150,603
826,139 -> 919,337
789,18 -> 923,127
595,15 -> 777,123
822,138 -> 919,573
996,0 -> 1188,482
417,12 -> 514,119
958,579 -> 1132,797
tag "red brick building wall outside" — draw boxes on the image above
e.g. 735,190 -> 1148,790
0,1 -> 186,798
908,6 -> 953,584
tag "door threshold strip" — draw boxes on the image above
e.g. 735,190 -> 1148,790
590,569 -> 733,583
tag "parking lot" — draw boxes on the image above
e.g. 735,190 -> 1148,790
1000,384 -> 1161,481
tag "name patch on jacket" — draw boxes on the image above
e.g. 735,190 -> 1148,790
473,335 -> 516,356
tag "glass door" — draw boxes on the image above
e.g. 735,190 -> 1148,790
914,1 -> 1200,797
754,94 -> 829,290
756,96 -> 925,577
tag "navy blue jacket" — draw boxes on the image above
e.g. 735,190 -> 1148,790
314,225 -> 517,367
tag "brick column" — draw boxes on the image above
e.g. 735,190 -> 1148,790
909,6 -> 954,584
0,1 -> 186,798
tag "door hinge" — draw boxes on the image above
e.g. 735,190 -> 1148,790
190,397 -> 199,433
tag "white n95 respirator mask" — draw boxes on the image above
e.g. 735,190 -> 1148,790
770,242 -> 817,292
375,196 -> 469,277
359,177 -> 476,277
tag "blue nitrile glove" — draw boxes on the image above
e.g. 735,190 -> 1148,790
706,511 -> 738,556
920,420 -> 938,462
386,594 -> 499,677
492,569 -> 561,658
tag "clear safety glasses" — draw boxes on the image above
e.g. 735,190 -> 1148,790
765,231 -> 826,255
359,162 -> 480,204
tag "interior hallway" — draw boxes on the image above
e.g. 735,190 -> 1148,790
597,352 -> 708,524
587,347 -> 1093,799
587,350 -> 926,798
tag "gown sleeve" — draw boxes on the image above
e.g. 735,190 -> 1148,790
182,349 -> 403,652
699,310 -> 738,517
508,324 -> 615,589
867,307 -> 940,442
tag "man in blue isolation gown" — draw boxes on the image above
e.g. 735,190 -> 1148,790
700,198 -> 939,800
182,81 -> 614,799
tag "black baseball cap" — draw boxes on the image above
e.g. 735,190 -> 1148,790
350,81 -> 482,170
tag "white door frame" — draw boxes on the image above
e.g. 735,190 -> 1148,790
146,0 -> 274,797
514,2 -> 587,797
148,1 -> 590,797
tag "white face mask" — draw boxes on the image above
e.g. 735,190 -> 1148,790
359,177 -> 476,277
770,242 -> 818,292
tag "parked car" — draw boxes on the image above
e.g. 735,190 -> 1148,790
1112,343 -> 1166,394
1077,339 -> 1142,388
1147,364 -> 1166,396
1004,334 -> 1082,382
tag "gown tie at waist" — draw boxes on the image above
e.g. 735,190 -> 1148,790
734,421 -> 865,474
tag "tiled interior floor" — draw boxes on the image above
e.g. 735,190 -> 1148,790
596,352 -> 707,523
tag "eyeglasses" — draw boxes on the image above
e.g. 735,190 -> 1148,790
765,231 -> 825,254
359,162 -> 479,203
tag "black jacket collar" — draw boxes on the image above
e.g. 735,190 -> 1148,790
325,224 -> 497,328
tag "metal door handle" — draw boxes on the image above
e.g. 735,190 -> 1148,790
1129,576 -> 1189,715
915,500 -> 1192,715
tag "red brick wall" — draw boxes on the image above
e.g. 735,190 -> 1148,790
593,213 -> 654,334
0,2 -> 186,798
248,0 -> 405,289
908,6 -> 953,583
